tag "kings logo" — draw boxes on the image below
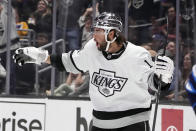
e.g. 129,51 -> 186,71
91,69 -> 128,97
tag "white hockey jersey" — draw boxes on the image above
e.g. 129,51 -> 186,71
61,38 -> 154,128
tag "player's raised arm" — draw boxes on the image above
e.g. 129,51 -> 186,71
147,55 -> 174,93
12,43 -> 90,73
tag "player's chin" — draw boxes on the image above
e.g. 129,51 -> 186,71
97,47 -> 102,51
97,46 -> 106,51
96,42 -> 106,51
96,42 -> 101,51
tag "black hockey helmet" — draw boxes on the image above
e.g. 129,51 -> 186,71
93,12 -> 123,33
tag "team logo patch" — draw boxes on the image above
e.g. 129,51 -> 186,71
91,69 -> 128,97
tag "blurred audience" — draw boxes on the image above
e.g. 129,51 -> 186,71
128,0 -> 153,45
28,0 -> 52,40
165,41 -> 176,59
56,0 -> 90,51
80,15 -> 93,48
160,6 -> 179,41
36,33 -> 49,47
46,72 -> 89,97
0,0 -> 20,94
1,0 -> 195,101
165,52 -> 195,101
12,0 -> 38,21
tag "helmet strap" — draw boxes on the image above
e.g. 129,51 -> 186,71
104,29 -> 117,52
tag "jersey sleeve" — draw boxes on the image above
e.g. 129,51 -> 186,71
134,48 -> 155,91
136,48 -> 165,93
61,39 -> 93,74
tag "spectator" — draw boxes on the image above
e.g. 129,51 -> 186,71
69,72 -> 90,97
12,0 -> 39,21
46,72 -> 89,97
45,0 -> 52,8
165,41 -> 176,59
28,0 -> 52,39
0,0 -> 20,94
35,32 -> 51,94
149,17 -> 166,51
36,33 -> 49,47
165,52 -> 195,101
80,15 -> 93,48
160,6 -> 178,41
128,0 -> 154,44
151,34 -> 165,51
158,0 -> 176,18
50,6 -> 95,97
54,0 -> 91,90
50,12 -> 93,96
78,2 -> 98,48
157,41 -> 176,61
78,6 -> 93,28
56,0 -> 90,51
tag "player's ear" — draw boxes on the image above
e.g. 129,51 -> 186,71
108,30 -> 115,40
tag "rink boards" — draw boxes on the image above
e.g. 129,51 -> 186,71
0,97 -> 195,131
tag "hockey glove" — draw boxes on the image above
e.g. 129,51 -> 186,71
13,47 -> 49,66
154,55 -> 174,84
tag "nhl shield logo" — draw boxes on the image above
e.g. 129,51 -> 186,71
132,0 -> 144,9
91,69 -> 128,97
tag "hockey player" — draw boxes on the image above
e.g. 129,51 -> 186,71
13,12 -> 174,131
185,64 -> 196,114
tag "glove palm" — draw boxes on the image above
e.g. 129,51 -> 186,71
154,56 -> 174,84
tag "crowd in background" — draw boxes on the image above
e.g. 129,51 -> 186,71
0,0 -> 195,101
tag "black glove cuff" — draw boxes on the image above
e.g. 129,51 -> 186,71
50,54 -> 66,71
153,74 -> 170,91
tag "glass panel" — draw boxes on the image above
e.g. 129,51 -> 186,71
16,0 -> 53,96
1,0 -> 195,103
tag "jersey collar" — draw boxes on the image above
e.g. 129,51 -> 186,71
102,42 -> 127,60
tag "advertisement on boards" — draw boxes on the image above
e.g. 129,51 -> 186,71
150,104 -> 196,131
1,98 -> 196,131
46,99 -> 93,131
162,109 -> 183,131
0,101 -> 46,131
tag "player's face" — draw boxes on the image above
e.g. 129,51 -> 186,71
93,28 -> 107,51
